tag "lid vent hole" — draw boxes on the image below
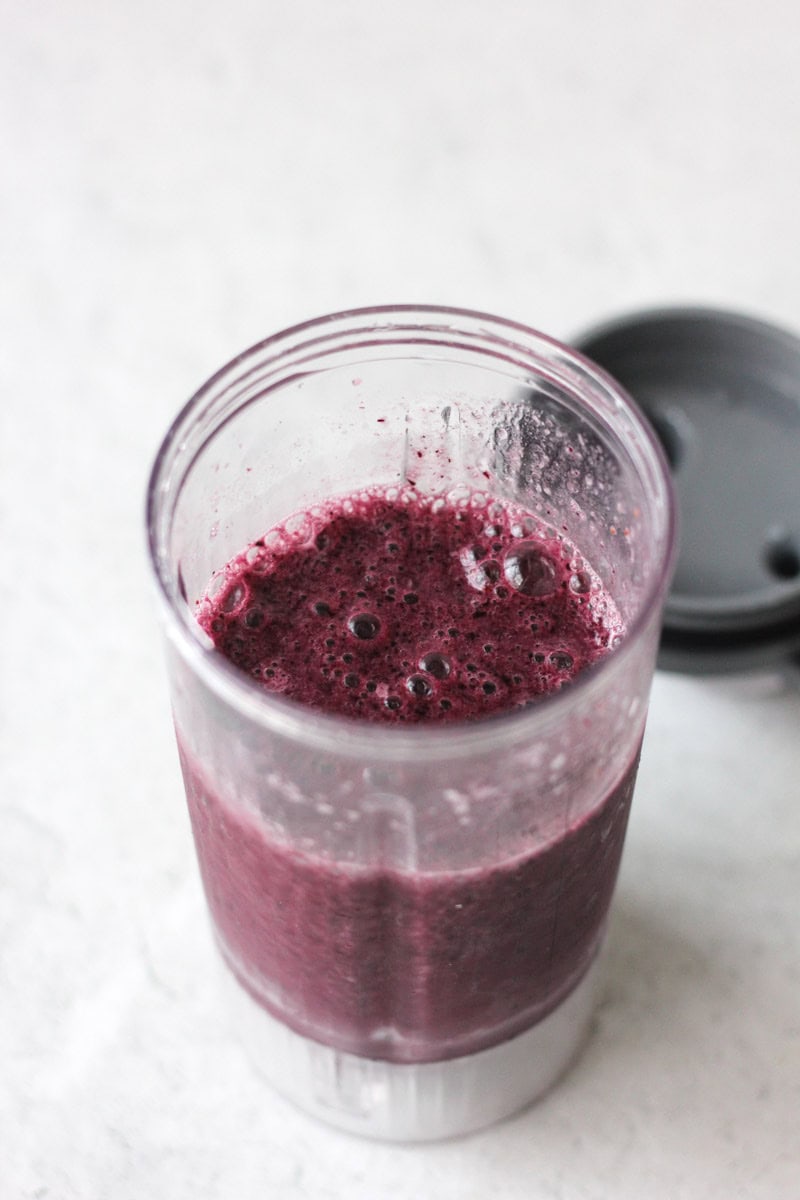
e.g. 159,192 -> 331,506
648,409 -> 684,471
764,533 -> 800,581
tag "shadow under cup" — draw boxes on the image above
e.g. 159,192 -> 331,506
146,307 -> 676,1140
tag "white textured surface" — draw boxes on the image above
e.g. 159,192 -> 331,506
2,2 -> 799,1197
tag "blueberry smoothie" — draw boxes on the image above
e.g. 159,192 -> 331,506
179,488 -> 637,1063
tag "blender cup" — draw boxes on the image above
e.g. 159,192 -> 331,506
146,306 -> 676,1140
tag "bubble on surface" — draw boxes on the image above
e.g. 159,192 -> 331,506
503,543 -> 557,596
285,513 -> 310,537
313,601 -> 333,617
569,570 -> 592,594
406,674 -> 432,697
447,484 -> 472,507
222,583 -> 245,612
348,612 -> 381,640
262,666 -> 290,691
459,546 -> 492,592
549,650 -> 574,671
244,607 -> 264,629
419,651 -> 451,679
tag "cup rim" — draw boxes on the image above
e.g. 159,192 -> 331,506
146,304 -> 678,761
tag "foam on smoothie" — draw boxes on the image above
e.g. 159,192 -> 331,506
197,487 -> 622,721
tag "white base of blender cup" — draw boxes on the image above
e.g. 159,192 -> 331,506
221,951 -> 603,1142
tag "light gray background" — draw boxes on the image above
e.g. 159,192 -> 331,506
2,2 -> 798,1197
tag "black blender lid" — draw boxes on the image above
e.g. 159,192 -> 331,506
573,306 -> 800,674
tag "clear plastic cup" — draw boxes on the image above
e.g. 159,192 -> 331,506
146,306 -> 676,1140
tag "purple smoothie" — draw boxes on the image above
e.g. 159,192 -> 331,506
181,489 -> 637,1063
196,488 -> 620,721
